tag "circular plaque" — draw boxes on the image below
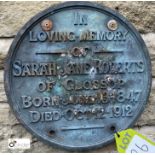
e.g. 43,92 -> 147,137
4,2 -> 151,151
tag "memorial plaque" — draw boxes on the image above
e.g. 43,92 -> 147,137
4,2 -> 152,151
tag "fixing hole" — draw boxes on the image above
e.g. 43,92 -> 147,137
110,125 -> 116,131
110,125 -> 120,138
48,130 -> 55,136
111,23 -> 115,27
107,19 -> 118,31
41,19 -> 53,31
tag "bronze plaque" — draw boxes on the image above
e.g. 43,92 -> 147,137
4,2 -> 151,151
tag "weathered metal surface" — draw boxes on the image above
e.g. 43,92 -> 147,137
4,2 -> 151,151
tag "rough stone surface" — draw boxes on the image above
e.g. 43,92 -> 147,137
0,71 -> 7,103
0,1 -> 155,153
0,1 -> 59,37
135,83 -> 155,126
98,1 -> 155,34
0,1 -> 155,37
142,33 -> 155,61
0,39 -> 13,69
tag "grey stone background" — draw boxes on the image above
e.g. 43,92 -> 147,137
0,1 -> 155,153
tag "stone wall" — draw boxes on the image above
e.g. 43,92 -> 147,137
0,1 -> 155,153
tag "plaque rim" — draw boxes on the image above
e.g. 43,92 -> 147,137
4,1 -> 152,151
